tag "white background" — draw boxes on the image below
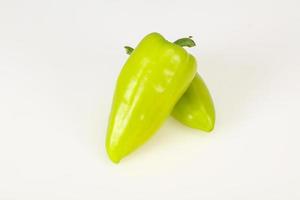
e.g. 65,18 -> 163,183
0,0 -> 300,199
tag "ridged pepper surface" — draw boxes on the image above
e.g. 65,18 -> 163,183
125,36 -> 215,132
106,33 -> 197,163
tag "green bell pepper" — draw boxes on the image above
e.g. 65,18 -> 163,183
106,32 -> 197,163
125,37 -> 215,132
172,73 -> 215,131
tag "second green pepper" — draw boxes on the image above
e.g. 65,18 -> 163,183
172,73 -> 215,132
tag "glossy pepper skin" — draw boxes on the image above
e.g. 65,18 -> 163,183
106,32 -> 197,163
172,73 -> 215,131
125,39 -> 215,132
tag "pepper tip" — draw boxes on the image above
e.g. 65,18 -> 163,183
106,146 -> 122,164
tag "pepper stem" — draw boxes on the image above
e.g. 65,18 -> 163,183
124,46 -> 134,55
173,36 -> 196,48
124,36 -> 196,55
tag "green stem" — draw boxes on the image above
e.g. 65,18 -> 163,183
124,46 -> 134,55
124,36 -> 196,55
173,36 -> 196,48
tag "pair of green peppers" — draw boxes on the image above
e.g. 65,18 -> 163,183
106,33 -> 215,163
